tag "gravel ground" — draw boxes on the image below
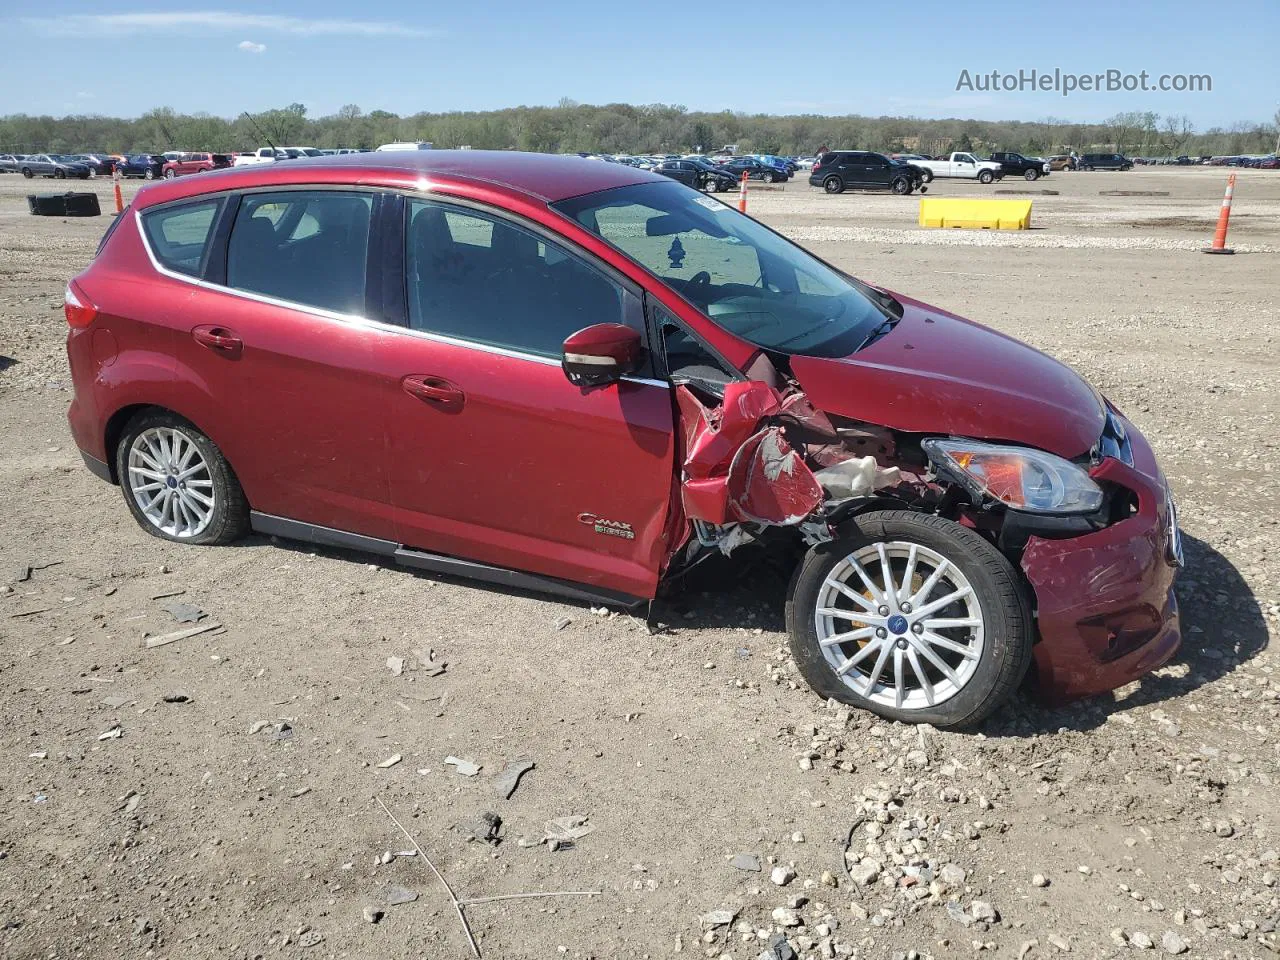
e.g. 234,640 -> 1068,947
1,167 -> 1277,960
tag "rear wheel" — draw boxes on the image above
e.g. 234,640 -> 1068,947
54,169 -> 66,179
978,169 -> 994,184
21,168 -> 33,178
785,510 -> 1031,729
823,176 -> 844,194
1024,168 -> 1040,181
116,411 -> 249,547
890,176 -> 912,195
164,168 -> 176,179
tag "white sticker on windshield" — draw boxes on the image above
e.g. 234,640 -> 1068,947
693,196 -> 730,212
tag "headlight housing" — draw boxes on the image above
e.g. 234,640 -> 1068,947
923,439 -> 1104,514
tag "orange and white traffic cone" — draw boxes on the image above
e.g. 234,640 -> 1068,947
738,170 -> 748,214
1203,174 -> 1236,255
112,166 -> 124,215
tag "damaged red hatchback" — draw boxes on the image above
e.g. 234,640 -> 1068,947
66,152 -> 1183,728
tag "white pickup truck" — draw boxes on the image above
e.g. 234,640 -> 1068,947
233,147 -> 286,167
910,152 -> 1005,185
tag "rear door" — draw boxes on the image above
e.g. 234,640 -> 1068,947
379,196 -> 676,599
154,187 -> 400,541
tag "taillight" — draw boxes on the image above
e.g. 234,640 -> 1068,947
64,281 -> 97,329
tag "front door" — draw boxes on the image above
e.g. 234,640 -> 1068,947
380,198 -> 677,600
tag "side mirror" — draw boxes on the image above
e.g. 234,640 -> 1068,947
562,323 -> 644,388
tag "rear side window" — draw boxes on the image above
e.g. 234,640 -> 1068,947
225,190 -> 373,315
140,198 -> 223,276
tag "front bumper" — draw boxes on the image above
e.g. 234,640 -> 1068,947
1021,416 -> 1182,702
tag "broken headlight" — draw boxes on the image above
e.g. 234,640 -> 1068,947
923,439 -> 1104,515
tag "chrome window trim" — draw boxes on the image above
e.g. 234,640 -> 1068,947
133,202 -> 669,389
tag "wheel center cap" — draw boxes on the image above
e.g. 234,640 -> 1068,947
166,476 -> 178,489
887,614 -> 909,635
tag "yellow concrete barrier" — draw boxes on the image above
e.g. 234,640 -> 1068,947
918,198 -> 1032,230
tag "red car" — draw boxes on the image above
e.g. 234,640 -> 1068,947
64,152 -> 1182,728
162,152 -> 233,178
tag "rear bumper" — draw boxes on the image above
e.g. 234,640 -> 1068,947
1022,419 -> 1182,702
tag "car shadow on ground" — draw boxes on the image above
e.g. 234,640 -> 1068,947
0,354 -> 17,374
252,529 -> 1266,737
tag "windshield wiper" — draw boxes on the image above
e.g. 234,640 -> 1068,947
854,315 -> 900,352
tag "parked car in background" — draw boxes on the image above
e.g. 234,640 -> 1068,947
18,154 -> 93,179
376,142 -> 433,151
281,147 -> 324,159
653,159 -> 738,193
989,152 -> 1051,180
71,153 -> 117,176
1048,155 -> 1076,171
795,157 -> 817,170
234,148 -> 287,167
64,151 -> 1181,729
1078,153 -> 1133,171
809,151 -> 928,194
719,157 -> 786,183
911,152 -> 1004,184
117,154 -> 167,179
0,154 -> 24,173
162,153 -> 233,178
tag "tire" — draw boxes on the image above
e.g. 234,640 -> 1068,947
785,510 -> 1032,729
1024,168 -> 1039,181
920,169 -> 934,183
164,168 -> 176,179
823,176 -> 844,194
54,169 -> 66,179
21,168 -> 33,179
87,168 -> 97,179
115,410 -> 250,547
144,168 -> 155,180
890,176 -> 912,195
978,170 -> 994,184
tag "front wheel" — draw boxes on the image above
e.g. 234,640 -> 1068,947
54,169 -> 66,179
978,170 -> 994,184
1024,169 -> 1040,181
116,411 -> 250,546
920,169 -> 933,183
785,510 -> 1032,729
890,177 -> 912,195
823,176 -> 844,194
144,168 -> 155,180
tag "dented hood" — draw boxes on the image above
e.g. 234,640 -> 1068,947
788,294 -> 1105,458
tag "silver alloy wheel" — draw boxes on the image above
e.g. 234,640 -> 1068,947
814,541 -> 985,710
126,427 -> 215,538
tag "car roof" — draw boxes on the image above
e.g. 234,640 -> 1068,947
131,150 -> 661,210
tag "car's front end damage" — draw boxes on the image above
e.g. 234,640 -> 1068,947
660,358 -> 1182,709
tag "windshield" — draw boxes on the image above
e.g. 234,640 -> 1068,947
553,180 -> 891,358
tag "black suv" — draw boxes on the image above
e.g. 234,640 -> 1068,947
718,157 -> 786,183
989,152 -> 1051,181
809,151 -> 927,195
653,159 -> 739,193
1078,153 -> 1133,171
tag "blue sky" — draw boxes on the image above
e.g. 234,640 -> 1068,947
7,0 -> 1277,128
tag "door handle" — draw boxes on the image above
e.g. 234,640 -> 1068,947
192,325 -> 242,356
402,375 -> 465,407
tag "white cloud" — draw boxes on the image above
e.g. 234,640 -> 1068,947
237,39 -> 266,54
75,91 -> 95,99
20,11 -> 433,38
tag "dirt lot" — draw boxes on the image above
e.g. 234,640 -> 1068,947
1,167 -> 1278,960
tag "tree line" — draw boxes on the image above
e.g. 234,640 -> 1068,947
2,102 -> 1276,158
